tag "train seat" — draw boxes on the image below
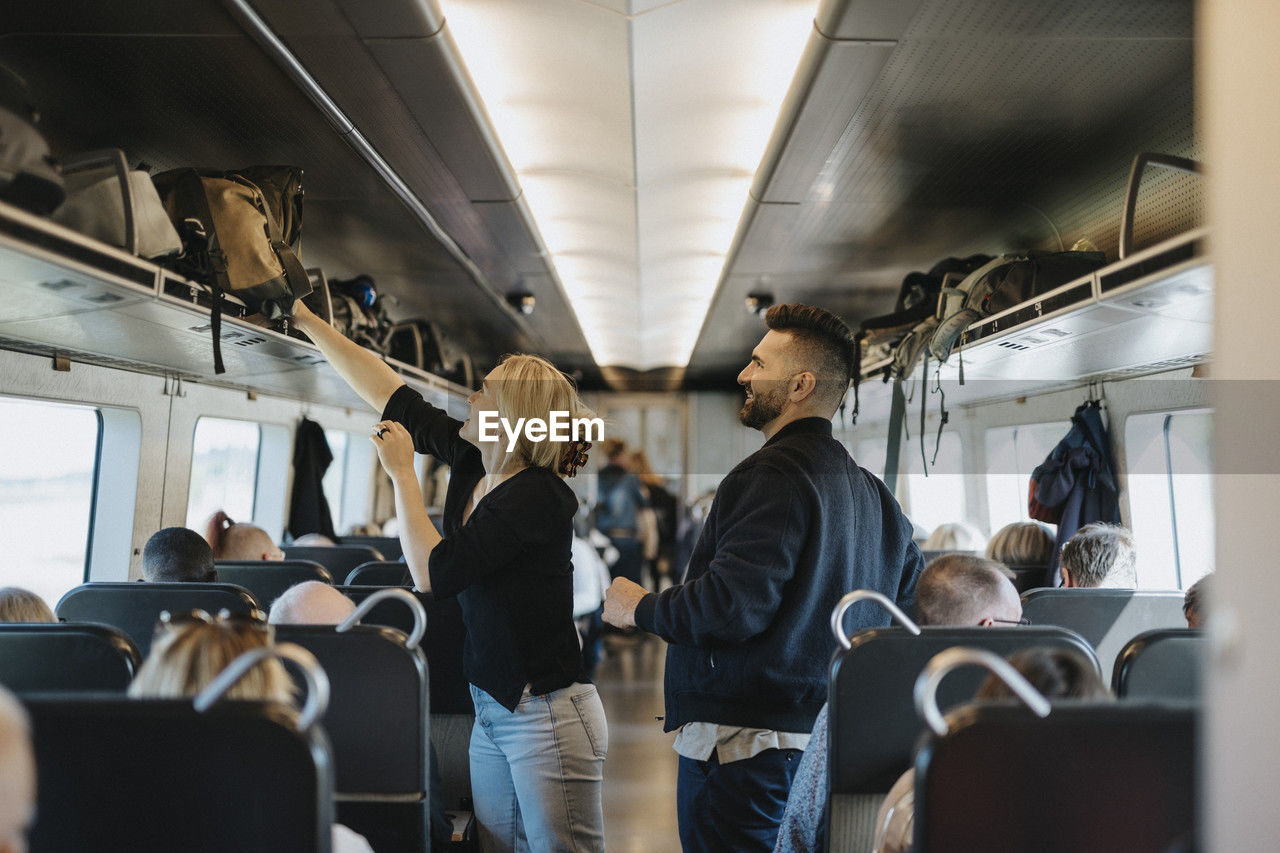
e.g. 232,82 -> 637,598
275,612 -> 431,852
54,582 -> 259,659
345,560 -> 413,586
914,703 -> 1196,852
0,623 -> 139,693
340,535 -> 404,561
214,559 -> 333,607
21,695 -> 333,852
828,623 -> 1098,852
1112,628 -> 1203,700
283,545 -> 384,577
1019,588 -> 1188,672
1004,563 -> 1050,593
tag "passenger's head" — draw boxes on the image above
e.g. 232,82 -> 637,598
460,354 -> 596,476
628,450 -> 663,487
922,522 -> 987,553
1059,523 -> 1136,589
915,554 -> 1023,627
0,587 -> 55,623
268,582 -> 356,626
975,647 -> 1111,701
600,438 -> 628,464
141,527 -> 216,583
128,611 -> 291,704
738,303 -> 856,430
204,511 -> 284,562
292,532 -> 334,547
0,685 -> 35,853
985,521 -> 1055,567
1184,574 -> 1211,628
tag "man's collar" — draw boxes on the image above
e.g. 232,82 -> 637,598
764,416 -> 833,446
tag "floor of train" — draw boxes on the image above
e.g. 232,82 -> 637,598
597,635 -> 681,853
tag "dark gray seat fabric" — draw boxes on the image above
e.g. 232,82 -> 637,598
22,696 -> 333,853
275,624 -> 430,852
1020,588 -> 1187,672
1113,628 -> 1203,700
829,626 -> 1099,795
344,561 -> 412,586
1005,563 -> 1051,593
283,545 -> 384,577
214,560 -> 333,607
915,703 -> 1196,853
334,585 -> 471,715
0,623 -> 139,692
340,535 -> 403,561
54,582 -> 259,659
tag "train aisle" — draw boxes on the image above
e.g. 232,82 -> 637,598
597,636 -> 680,852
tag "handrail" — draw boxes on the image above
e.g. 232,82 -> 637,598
193,642 -> 330,731
1119,152 -> 1202,259
830,589 -> 921,650
912,647 -> 1051,737
336,587 -> 427,650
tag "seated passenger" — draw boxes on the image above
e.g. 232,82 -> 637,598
921,522 -> 987,553
204,510 -> 285,562
128,610 -> 373,853
872,647 -> 1111,853
0,587 -> 55,622
775,555 -> 1022,853
141,527 -> 216,583
1059,523 -> 1137,589
267,581 -> 356,625
0,684 -> 35,853
292,532 -> 335,547
1184,574 -> 1211,628
985,521 -> 1055,589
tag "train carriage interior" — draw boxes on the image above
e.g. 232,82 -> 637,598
0,0 -> 1275,850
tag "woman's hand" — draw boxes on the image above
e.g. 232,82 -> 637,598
371,420 -> 415,480
290,298 -> 320,332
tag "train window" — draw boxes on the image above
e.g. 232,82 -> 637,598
185,418 -> 262,530
985,421 -> 1070,534
1125,409 -> 1214,589
323,429 -> 375,536
0,397 -> 101,606
901,432 -> 967,535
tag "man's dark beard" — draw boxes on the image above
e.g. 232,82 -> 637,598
738,382 -> 787,429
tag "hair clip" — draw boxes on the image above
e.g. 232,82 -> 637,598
561,440 -> 591,477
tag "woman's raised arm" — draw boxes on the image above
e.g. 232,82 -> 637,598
292,301 -> 404,414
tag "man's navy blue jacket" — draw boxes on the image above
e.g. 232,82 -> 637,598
634,417 -> 923,734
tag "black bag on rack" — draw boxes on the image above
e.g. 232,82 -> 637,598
328,274 -> 392,353
152,166 -> 311,374
0,64 -> 64,215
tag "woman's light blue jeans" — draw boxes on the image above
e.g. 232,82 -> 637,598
469,682 -> 608,852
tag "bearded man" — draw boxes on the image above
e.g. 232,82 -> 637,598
604,303 -> 924,852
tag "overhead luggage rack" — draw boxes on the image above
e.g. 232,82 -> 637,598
858,228 -> 1211,398
0,197 -> 470,415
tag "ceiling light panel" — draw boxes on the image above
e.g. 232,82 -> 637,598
442,0 -> 817,370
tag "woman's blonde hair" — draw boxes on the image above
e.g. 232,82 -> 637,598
986,521 -> 1055,567
0,587 -> 55,623
128,617 -> 294,705
489,354 -> 595,476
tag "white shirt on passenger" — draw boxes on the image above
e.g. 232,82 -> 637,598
673,722 -> 809,764
333,822 -> 375,853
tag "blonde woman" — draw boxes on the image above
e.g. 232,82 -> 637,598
291,303 -> 607,852
0,588 -> 55,623
128,610 -> 373,853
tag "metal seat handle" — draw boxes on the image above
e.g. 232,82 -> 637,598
831,589 -> 921,650
193,642 -> 330,731
913,647 -> 1051,737
335,587 -> 427,650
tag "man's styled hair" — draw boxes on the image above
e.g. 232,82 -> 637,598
986,521 -> 1055,567
975,647 -> 1111,701
1183,574 -> 1211,624
1060,523 -> 1136,588
763,303 -> 856,415
269,581 -> 357,626
0,587 -> 55,623
142,527 -> 216,583
915,554 -> 1017,626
